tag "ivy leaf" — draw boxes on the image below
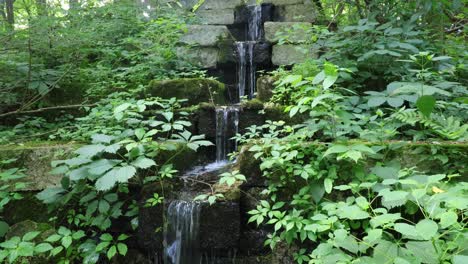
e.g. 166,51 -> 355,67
132,157 -> 156,169
416,95 -> 436,117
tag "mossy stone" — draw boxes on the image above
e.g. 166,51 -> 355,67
3,193 -> 50,224
145,78 -> 227,106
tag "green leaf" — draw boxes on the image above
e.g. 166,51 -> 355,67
100,233 -> 113,242
355,197 -> 369,209
96,166 -> 136,191
131,157 -> 156,169
61,236 -> 73,248
415,219 -> 438,240
50,246 -> 63,256
134,128 -> 146,140
324,178 -> 333,194
416,95 -> 436,117
387,97 -> 404,107
394,223 -> 419,239
438,211 -> 458,229
338,205 -> 369,220
453,255 -> 468,264
34,243 -> 53,253
107,245 -> 117,259
23,231 -> 41,241
323,75 -> 338,89
91,134 -> 115,144
99,200 -> 110,213
45,234 -> 62,243
406,241 -> 438,264
88,159 -> 120,175
323,145 -> 348,157
117,243 -> 128,256
75,144 -> 106,158
368,97 -> 387,107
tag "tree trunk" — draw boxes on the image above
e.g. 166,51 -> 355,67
0,0 -> 7,22
5,0 -> 13,26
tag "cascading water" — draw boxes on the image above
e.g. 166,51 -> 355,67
163,201 -> 202,264
215,106 -> 239,162
236,5 -> 263,100
248,5 -> 263,42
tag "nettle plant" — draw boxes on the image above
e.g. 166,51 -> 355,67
246,140 -> 467,264
27,96 -> 212,263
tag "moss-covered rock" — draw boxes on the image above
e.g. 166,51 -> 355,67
0,142 -> 77,191
5,220 -> 54,241
3,193 -> 50,224
145,78 -> 227,106
256,76 -> 276,102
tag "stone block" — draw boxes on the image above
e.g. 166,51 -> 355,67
0,143 -> 76,191
180,25 -> 233,47
196,9 -> 235,25
199,202 -> 240,249
264,22 -> 312,43
146,78 -> 227,106
274,3 -> 317,22
176,46 -> 219,69
197,0 -> 243,10
245,0 -> 303,5
271,44 -> 318,65
256,75 -> 276,102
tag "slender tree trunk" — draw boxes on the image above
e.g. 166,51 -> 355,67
5,0 -> 14,26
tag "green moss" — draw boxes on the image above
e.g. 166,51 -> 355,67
241,99 -> 264,110
145,78 -> 226,106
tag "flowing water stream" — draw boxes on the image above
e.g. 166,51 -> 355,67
162,5 -> 264,264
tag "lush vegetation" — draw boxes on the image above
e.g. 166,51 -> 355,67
0,0 -> 467,263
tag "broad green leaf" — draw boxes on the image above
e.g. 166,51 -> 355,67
416,95 -> 436,117
75,144 -> 106,158
355,197 -> 369,209
415,219 -> 438,240
368,97 -> 387,107
61,236 -> 72,248
453,255 -> 468,264
117,243 -> 128,256
34,243 -> 53,253
323,145 -> 349,157
107,245 -> 117,259
406,241 -> 438,264
438,211 -> 458,229
131,157 -> 156,169
23,231 -> 41,241
88,159 -> 120,175
323,75 -> 338,89
338,205 -> 369,220
92,134 -> 115,144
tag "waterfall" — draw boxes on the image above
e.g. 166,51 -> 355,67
236,5 -> 262,101
215,106 -> 239,162
248,5 -> 263,41
236,42 -> 247,100
163,201 -> 202,264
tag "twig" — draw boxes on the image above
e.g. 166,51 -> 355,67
0,104 -> 95,118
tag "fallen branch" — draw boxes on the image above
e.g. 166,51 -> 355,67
0,104 -> 95,118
